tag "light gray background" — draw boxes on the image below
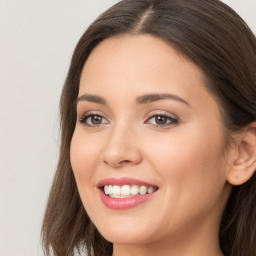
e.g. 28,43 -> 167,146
0,1 -> 255,256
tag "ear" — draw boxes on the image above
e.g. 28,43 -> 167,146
227,122 -> 256,186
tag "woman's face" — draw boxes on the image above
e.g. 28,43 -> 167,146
70,35 -> 232,248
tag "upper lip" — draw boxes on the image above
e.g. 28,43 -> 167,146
97,177 -> 158,188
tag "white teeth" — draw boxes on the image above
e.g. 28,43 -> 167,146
112,185 -> 121,195
103,184 -> 157,198
121,185 -> 130,196
131,185 -> 139,195
108,185 -> 113,194
139,185 -> 147,195
147,186 -> 154,193
104,185 -> 109,195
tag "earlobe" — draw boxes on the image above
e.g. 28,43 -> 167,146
228,122 -> 256,186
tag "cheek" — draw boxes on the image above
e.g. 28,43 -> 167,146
70,130 -> 102,190
70,130 -> 104,218
143,124 -> 228,203
140,127 -> 229,234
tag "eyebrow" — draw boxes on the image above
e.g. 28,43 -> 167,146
76,93 -> 189,106
136,93 -> 189,106
76,94 -> 107,105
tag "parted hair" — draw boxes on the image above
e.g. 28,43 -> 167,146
41,0 -> 256,255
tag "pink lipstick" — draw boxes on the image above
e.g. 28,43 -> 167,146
97,177 -> 158,210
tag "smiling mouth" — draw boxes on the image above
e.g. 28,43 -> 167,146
102,185 -> 158,198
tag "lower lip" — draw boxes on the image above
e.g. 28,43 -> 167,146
98,189 -> 157,210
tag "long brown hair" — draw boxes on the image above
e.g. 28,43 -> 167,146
41,0 -> 256,255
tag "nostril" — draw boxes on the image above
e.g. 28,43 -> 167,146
103,159 -> 132,168
121,160 -> 131,164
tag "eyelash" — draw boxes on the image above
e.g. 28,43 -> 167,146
78,113 -> 179,128
79,113 -> 108,127
145,114 -> 179,127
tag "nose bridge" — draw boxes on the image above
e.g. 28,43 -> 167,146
101,120 -> 142,168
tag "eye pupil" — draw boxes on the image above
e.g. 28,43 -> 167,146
155,116 -> 167,125
91,115 -> 102,124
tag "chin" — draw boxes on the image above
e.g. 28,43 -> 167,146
94,217 -> 158,245
101,229 -> 152,245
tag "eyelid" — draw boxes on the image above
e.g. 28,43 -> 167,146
145,110 -> 178,120
78,109 -> 110,120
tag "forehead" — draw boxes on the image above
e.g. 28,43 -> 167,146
80,35 -> 205,96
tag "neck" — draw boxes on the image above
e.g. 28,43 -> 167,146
113,240 -> 224,256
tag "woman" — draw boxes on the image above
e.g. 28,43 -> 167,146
41,0 -> 256,255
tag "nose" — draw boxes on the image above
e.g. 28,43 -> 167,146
101,124 -> 142,168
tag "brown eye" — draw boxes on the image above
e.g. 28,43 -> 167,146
91,115 -> 103,124
155,115 -> 168,125
79,114 -> 109,127
146,114 -> 178,127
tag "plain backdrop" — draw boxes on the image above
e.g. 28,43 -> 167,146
0,1 -> 255,256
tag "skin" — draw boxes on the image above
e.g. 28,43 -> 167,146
70,35 -> 233,256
